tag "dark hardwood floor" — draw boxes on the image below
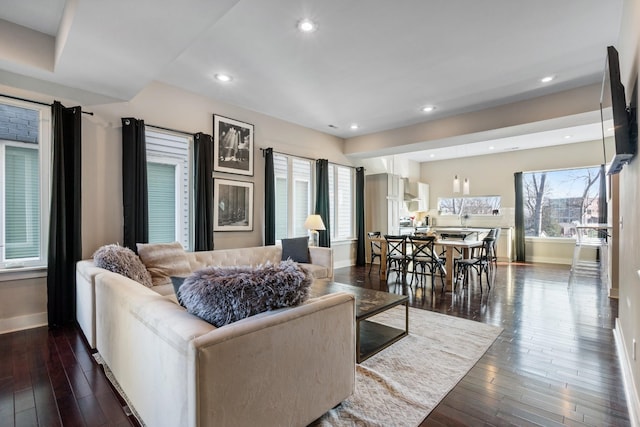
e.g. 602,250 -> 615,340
0,261 -> 630,426
0,325 -> 137,426
335,262 -> 630,426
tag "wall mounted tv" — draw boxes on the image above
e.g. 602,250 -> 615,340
601,45 -> 638,175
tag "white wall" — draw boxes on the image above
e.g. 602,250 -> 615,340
0,80 -> 356,333
615,0 -> 640,422
419,139 -> 610,264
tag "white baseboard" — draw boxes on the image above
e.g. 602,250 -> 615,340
334,259 -> 354,269
614,319 -> 640,427
0,312 -> 47,335
526,255 -> 571,265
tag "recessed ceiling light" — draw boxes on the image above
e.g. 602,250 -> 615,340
541,75 -> 555,83
429,153 -> 435,158
488,146 -> 495,150
350,124 -> 359,130
297,19 -> 317,33
564,135 -> 572,139
421,105 -> 436,113
215,73 -> 233,82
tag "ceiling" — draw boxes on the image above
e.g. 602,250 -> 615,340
0,0 -> 624,160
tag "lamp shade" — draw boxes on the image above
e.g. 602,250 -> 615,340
304,214 -> 326,231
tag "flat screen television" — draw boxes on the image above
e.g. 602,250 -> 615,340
601,45 -> 637,175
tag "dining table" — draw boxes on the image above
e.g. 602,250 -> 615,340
370,236 -> 483,292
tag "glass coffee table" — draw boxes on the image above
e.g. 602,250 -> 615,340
310,281 -> 409,363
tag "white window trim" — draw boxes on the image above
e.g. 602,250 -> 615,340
292,176 -> 311,237
274,154 -> 313,242
0,99 -> 50,273
329,163 -> 356,241
145,128 -> 194,250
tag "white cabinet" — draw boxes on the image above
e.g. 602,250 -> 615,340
496,227 -> 513,262
403,180 -> 429,212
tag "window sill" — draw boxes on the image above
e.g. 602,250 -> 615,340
525,236 -> 575,243
331,238 -> 356,246
0,266 -> 47,282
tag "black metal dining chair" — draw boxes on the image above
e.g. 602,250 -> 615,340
453,236 -> 495,293
408,235 -> 446,293
384,235 -> 409,282
367,231 -> 382,275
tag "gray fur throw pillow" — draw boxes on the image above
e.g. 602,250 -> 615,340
179,259 -> 313,327
93,244 -> 153,288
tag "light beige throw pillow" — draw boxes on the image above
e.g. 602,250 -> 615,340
136,241 -> 192,286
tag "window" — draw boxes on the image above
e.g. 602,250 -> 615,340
522,166 -> 603,237
273,154 -> 312,240
0,100 -> 50,269
329,164 -> 354,240
437,196 -> 501,216
145,128 -> 193,249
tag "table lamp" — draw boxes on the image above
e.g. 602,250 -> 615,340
304,214 -> 326,246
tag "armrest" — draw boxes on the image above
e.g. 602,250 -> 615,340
308,246 -> 333,279
188,292 -> 355,427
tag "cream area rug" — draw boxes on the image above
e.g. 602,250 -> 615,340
311,306 -> 503,427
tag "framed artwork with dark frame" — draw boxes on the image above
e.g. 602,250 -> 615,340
213,114 -> 254,176
213,178 -> 254,231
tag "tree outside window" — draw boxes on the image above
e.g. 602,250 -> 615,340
523,166 -> 603,237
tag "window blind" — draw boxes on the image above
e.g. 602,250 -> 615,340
4,146 -> 40,259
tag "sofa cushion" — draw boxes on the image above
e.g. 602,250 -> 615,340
92,244 -> 153,287
179,259 -> 312,327
299,263 -> 329,279
281,237 -> 310,263
137,241 -> 192,286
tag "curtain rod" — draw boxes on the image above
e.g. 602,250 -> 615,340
259,147 -> 356,170
1,93 -> 94,115
146,123 -> 195,136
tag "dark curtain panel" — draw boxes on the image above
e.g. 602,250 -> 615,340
47,102 -> 82,327
194,133 -> 214,251
514,172 -> 525,262
598,164 -> 608,240
355,167 -> 366,265
315,159 -> 331,247
598,164 -> 607,224
121,118 -> 148,251
264,148 -> 276,245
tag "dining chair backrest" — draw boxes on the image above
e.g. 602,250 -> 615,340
368,231 -> 382,254
409,235 -> 439,262
384,235 -> 406,257
493,227 -> 501,240
478,236 -> 495,259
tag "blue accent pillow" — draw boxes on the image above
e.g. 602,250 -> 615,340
281,237 -> 310,263
170,276 -> 188,307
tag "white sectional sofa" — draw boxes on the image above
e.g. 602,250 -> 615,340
76,244 -> 334,349
76,244 -> 355,427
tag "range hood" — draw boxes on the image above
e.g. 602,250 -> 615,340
402,178 -> 428,212
403,179 -> 418,201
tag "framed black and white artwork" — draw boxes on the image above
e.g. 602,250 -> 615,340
213,178 -> 254,231
213,114 -> 254,176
